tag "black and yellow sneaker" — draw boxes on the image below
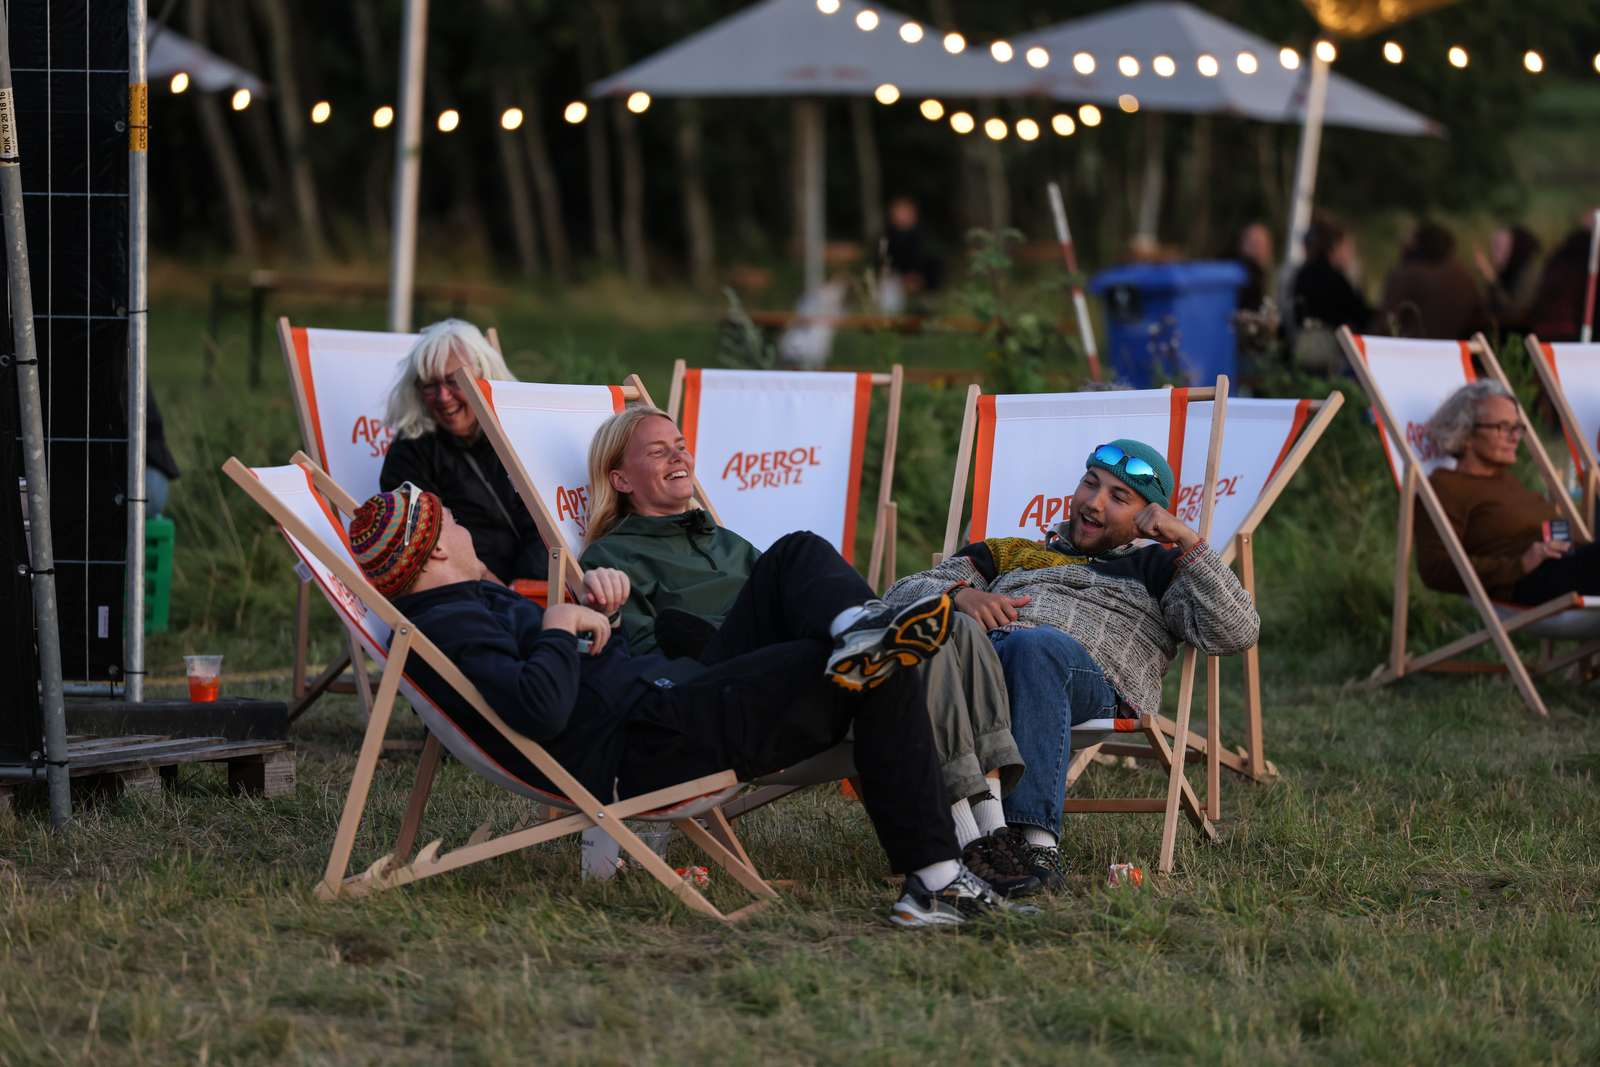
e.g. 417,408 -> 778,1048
888,865 -> 1040,928
826,594 -> 953,692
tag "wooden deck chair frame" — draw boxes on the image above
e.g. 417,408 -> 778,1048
223,453 -> 777,921
1338,327 -> 1600,718
276,318 -> 508,724
1524,332 -> 1600,525
937,379 -> 1233,874
666,360 -> 904,590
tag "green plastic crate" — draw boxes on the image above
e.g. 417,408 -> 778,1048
144,515 -> 174,634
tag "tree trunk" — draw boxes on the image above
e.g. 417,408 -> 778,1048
517,78 -> 573,280
675,101 -> 716,290
186,0 -> 257,260
578,30 -> 617,266
351,0 -> 385,92
1182,116 -> 1214,256
255,0 -> 327,260
493,84 -> 542,277
849,98 -> 883,244
213,5 -> 293,247
599,0 -> 647,284
980,104 -> 1009,231
1256,126 -> 1285,234
1135,114 -> 1166,245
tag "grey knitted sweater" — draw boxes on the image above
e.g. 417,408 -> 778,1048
884,522 -> 1260,715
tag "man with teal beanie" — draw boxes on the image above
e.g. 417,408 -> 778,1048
883,437 -> 1260,886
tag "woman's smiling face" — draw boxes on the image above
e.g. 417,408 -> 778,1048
608,414 -> 696,516
419,352 -> 478,439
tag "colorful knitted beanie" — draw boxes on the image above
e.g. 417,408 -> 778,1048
1084,438 -> 1174,509
350,484 -> 442,597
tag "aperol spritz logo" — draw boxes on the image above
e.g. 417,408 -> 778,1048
555,484 -> 591,535
350,415 -> 395,459
720,446 -> 823,491
1405,420 -> 1443,462
325,571 -> 367,620
1016,493 -> 1072,535
1172,475 -> 1242,525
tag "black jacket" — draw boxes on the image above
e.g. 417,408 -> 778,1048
380,429 -> 547,582
1292,257 -> 1372,333
394,581 -> 700,798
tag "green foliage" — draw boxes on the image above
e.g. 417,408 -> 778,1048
955,228 -> 1089,395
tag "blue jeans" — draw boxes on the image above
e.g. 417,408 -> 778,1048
990,626 -> 1117,838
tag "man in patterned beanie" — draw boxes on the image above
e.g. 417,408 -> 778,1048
348,484 -> 1035,928
882,438 -> 1260,886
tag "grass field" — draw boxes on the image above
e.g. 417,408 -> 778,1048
2,275 -> 1598,1064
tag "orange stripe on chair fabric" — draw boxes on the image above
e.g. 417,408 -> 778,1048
1457,341 -> 1477,383
1113,718 -> 1139,732
1166,387 -> 1189,514
969,394 -> 998,541
837,373 -> 874,563
1266,398 -> 1314,484
1352,334 -> 1402,491
679,368 -> 702,454
299,465 -> 355,552
474,377 -> 497,414
291,328 -> 330,469
1541,343 -> 1587,475
607,384 -> 626,413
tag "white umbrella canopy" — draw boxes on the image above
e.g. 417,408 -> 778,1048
591,0 -> 1041,99
1015,1 -> 1438,135
147,27 -> 265,95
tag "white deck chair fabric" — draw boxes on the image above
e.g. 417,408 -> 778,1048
678,368 -> 875,558
966,388 -> 1194,542
248,462 -> 738,819
1537,341 -> 1600,473
1347,334 -> 1476,484
1178,399 -> 1315,547
474,380 -> 626,549
1494,597 -> 1600,640
285,326 -> 416,499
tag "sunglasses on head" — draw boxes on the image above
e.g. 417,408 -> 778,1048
397,481 -> 424,546
1088,443 -> 1159,485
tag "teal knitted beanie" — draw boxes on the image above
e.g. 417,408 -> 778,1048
1084,438 -> 1174,509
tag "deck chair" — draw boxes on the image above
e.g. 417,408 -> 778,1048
1171,393 -> 1345,810
940,380 -> 1232,874
667,362 -> 904,590
278,320 -> 509,721
1527,335 -> 1600,525
1337,328 -> 1600,718
222,455 -> 778,920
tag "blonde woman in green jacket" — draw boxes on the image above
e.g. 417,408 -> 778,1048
581,406 -> 1056,893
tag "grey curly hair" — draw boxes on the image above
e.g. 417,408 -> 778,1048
1424,380 -> 1516,457
384,319 -> 517,440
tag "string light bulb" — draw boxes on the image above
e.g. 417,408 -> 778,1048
1236,51 -> 1259,74
230,88 -> 252,111
564,101 -> 588,124
1383,41 -> 1404,64
500,107 -> 524,131
1448,45 -> 1468,69
437,108 -> 460,133
874,83 -> 900,105
943,32 -> 966,54
1594,52 -> 1600,74
949,110 -> 975,134
1279,47 -> 1300,70
1197,54 -> 1219,77
1314,40 -> 1337,63
1118,54 -> 1139,77
1119,94 -> 1139,113
1073,51 -> 1095,74
1015,117 -> 1040,141
899,20 -> 923,44
626,91 -> 651,114
1051,113 -> 1076,136
372,105 -> 395,129
310,100 -> 331,124
169,71 -> 189,94
1524,50 -> 1543,74
1153,54 -> 1176,77
991,40 -> 1014,63
816,0 -> 839,12
919,99 -> 944,121
855,9 -> 878,31
984,117 -> 1007,140
1078,103 -> 1102,127
1025,46 -> 1049,69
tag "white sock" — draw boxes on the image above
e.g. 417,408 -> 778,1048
912,858 -> 961,892
985,776 -> 1003,804
971,796 -> 1006,837
950,799 -> 982,848
1020,825 -> 1058,850
829,604 -> 868,637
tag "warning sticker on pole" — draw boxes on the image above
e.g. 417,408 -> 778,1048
0,88 -> 16,159
129,83 -> 148,152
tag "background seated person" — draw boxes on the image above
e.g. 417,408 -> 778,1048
883,440 -> 1260,874
1417,381 -> 1596,603
580,408 -> 1043,893
380,319 -> 547,584
351,484 -> 1031,927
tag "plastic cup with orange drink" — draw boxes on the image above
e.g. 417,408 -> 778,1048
184,655 -> 223,702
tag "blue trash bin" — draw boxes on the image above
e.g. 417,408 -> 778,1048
1088,260 -> 1248,387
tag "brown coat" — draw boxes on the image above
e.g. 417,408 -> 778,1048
1417,467 -> 1558,600
1380,258 -> 1492,340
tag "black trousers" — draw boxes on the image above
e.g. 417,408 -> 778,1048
1512,541 -> 1600,604
617,533 -> 958,874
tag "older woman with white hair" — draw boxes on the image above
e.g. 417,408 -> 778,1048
1416,379 -> 1596,603
379,319 -> 548,584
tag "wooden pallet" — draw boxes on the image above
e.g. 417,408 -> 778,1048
0,734 -> 295,812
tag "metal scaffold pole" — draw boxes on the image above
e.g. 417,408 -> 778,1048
387,0 -> 428,333
126,0 -> 148,703
0,5 -> 71,827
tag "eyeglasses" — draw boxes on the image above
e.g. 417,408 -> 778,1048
418,379 -> 459,401
397,481 -> 423,546
1473,420 -> 1524,439
1088,443 -> 1160,486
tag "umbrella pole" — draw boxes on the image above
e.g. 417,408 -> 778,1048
1047,181 -> 1101,380
1280,54 -> 1330,314
387,0 -> 428,332
126,0 -> 149,704
1582,209 -> 1599,343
